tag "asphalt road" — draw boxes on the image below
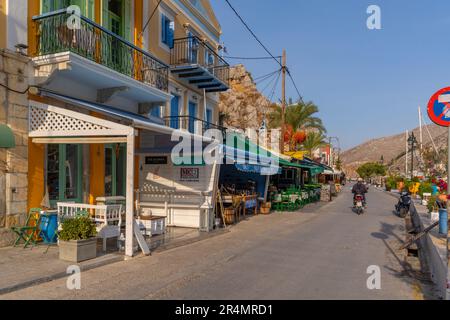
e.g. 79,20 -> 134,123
1,185 -> 426,300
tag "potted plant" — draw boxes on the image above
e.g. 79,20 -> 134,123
58,216 -> 98,262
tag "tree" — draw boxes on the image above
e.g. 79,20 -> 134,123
301,132 -> 328,157
335,157 -> 343,171
356,162 -> 386,179
268,100 -> 326,133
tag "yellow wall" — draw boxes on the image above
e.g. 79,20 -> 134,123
0,0 -> 6,49
28,140 -> 45,210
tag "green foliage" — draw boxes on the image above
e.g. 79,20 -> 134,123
268,100 -> 326,133
419,182 -> 433,198
356,162 -> 386,179
58,217 -> 97,241
385,176 -> 397,191
427,196 -> 437,213
301,131 -> 328,156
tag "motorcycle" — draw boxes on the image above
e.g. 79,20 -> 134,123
354,194 -> 365,215
395,191 -> 411,218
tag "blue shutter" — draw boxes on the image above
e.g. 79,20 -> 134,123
170,96 -> 180,129
161,15 -> 166,45
151,106 -> 161,118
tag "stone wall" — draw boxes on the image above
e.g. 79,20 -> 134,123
0,49 -> 30,247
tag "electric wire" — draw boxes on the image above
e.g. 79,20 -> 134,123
138,0 -> 164,42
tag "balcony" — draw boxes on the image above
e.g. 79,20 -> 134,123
170,37 -> 230,93
32,10 -> 170,104
163,116 -> 227,136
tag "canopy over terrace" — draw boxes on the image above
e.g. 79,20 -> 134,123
29,91 -> 215,257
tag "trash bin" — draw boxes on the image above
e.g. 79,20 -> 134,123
39,212 -> 58,244
438,208 -> 448,235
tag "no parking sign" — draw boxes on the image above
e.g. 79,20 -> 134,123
427,87 -> 450,127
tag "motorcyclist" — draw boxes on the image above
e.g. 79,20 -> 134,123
352,178 -> 368,207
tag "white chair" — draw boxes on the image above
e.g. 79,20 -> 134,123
95,204 -> 123,252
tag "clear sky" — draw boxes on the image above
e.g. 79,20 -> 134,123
210,0 -> 450,150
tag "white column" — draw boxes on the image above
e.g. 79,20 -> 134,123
125,129 -> 135,257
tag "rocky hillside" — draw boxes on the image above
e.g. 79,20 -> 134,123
341,124 -> 447,178
219,64 -> 274,129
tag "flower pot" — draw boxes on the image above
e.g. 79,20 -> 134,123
260,207 -> 271,215
59,238 -> 97,262
437,194 -> 448,202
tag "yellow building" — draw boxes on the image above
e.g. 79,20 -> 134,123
0,0 -> 229,254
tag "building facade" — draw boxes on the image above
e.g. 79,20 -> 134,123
0,0 -> 230,253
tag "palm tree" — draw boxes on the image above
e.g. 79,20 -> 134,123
301,131 -> 328,157
268,100 -> 327,133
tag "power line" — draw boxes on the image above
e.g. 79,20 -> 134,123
138,0 -> 163,42
254,69 -> 281,84
0,82 -> 29,95
286,68 -> 305,104
259,69 -> 281,96
224,0 -> 282,68
224,55 -> 282,61
224,0 -> 305,104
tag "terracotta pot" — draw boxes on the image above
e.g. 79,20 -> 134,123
438,194 -> 448,202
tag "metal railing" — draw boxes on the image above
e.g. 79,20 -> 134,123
163,116 -> 227,136
170,36 -> 229,86
33,9 -> 169,92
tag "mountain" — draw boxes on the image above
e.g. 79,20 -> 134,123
219,64 -> 274,129
341,124 -> 447,178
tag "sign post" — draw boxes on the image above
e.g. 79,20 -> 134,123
427,87 -> 450,298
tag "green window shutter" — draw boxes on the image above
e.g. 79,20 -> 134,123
102,0 -> 109,28
41,0 -> 52,14
87,0 -> 95,20
123,0 -> 132,42
69,0 -> 86,15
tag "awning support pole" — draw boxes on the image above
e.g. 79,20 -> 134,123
125,129 -> 136,257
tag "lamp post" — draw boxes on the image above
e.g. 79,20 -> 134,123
328,136 -> 340,167
407,132 -> 418,179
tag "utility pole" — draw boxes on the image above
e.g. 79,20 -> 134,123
405,130 -> 408,177
280,49 -> 286,154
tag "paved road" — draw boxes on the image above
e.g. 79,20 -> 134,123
1,186 -> 427,300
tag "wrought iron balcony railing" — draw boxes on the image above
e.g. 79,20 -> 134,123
170,36 -> 230,91
33,9 -> 169,92
163,116 -> 227,136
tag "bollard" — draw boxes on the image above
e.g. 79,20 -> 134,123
438,208 -> 448,235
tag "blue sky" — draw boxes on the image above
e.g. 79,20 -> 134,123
210,0 -> 450,150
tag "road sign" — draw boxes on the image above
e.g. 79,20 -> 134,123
427,87 -> 450,127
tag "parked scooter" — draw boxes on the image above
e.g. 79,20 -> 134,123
354,194 -> 365,215
395,191 -> 411,218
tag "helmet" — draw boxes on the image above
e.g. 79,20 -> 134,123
358,178 -> 363,182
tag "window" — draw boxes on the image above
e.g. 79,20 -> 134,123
150,106 -> 161,118
46,144 -> 82,206
161,14 -> 174,48
188,102 -> 197,133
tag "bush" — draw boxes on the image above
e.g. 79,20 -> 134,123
385,176 -> 396,191
419,182 -> 433,198
427,196 -> 437,213
58,217 -> 97,241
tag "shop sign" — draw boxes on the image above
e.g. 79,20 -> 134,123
180,168 -> 200,181
145,156 -> 168,165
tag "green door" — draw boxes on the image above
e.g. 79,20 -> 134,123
101,0 -> 132,75
46,144 -> 83,207
42,0 -> 90,15
104,144 -> 126,197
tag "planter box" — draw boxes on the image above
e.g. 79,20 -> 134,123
59,238 -> 97,262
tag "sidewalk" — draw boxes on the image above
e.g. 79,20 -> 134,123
410,201 -> 447,299
0,227 -> 230,295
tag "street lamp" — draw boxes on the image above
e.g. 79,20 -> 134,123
328,136 -> 340,167
407,132 -> 418,179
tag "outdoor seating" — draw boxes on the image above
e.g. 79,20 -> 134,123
11,208 -> 42,248
57,202 -> 123,252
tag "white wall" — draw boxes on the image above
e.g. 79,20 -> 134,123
6,0 -> 28,50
